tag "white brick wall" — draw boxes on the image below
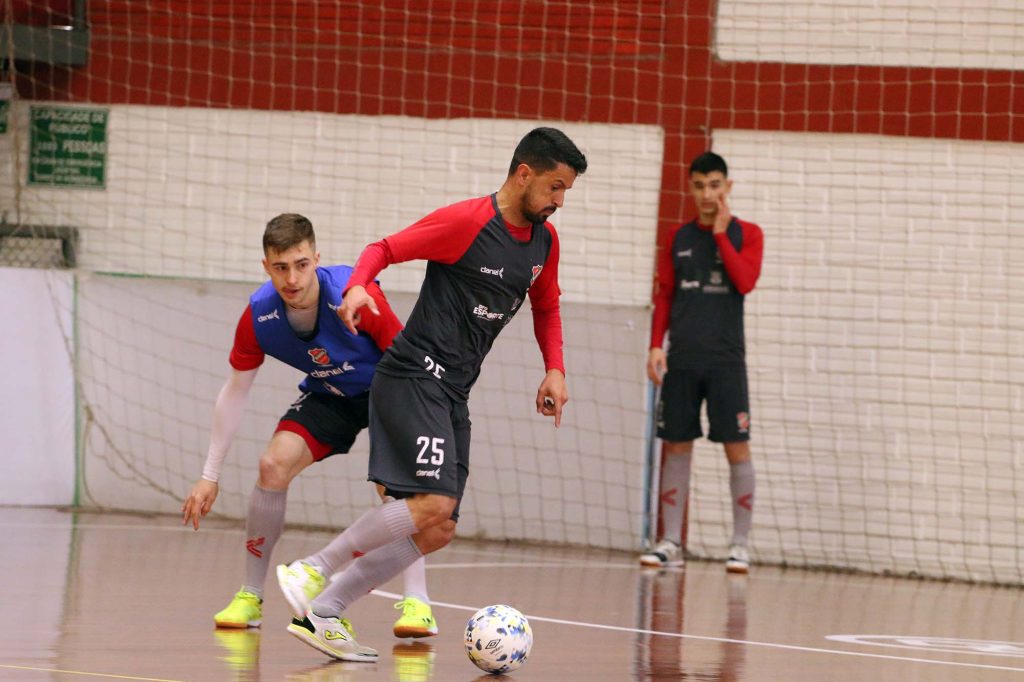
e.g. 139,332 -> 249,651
2,104 -> 662,306
717,0 -> 1024,69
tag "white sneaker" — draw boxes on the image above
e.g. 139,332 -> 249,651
726,544 -> 750,574
287,611 -> 378,662
639,539 -> 684,567
276,560 -> 327,618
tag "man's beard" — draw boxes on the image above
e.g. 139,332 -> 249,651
521,202 -> 556,225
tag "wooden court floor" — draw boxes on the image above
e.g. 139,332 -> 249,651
2,506 -> 1023,681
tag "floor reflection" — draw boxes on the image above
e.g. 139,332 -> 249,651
213,628 -> 262,681
392,641 -> 436,682
633,567 -> 747,681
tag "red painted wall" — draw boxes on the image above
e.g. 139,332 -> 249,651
15,1 -> 1023,249
9,1 -> 75,25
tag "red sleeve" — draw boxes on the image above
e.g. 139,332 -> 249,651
715,219 -> 763,295
228,306 -> 265,371
650,228 -> 676,349
528,224 -> 566,375
348,198 -> 493,289
356,281 -> 404,351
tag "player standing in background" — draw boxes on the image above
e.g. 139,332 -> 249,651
181,213 -> 438,639
275,127 -> 587,662
640,152 -> 764,573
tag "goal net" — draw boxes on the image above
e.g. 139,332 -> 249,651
4,0 -> 1022,584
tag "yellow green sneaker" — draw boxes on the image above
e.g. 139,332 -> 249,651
392,597 -> 438,638
214,589 -> 262,629
276,560 -> 327,618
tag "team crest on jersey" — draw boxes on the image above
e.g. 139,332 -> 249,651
308,348 -> 331,365
530,264 -> 543,284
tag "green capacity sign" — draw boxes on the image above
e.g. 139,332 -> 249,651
29,106 -> 108,188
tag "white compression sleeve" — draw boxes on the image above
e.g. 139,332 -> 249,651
201,368 -> 258,483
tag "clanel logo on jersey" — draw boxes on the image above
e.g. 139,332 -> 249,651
677,249 -> 693,258
310,361 -> 356,378
480,266 -> 504,278
416,468 -> 441,480
257,309 -> 281,323
530,264 -> 543,284
473,304 -> 505,321
308,348 -> 331,365
680,280 -> 700,289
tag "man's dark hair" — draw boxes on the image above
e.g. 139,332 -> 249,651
263,213 -> 316,253
508,127 -> 588,177
689,151 -> 728,177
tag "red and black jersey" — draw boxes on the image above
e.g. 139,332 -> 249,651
348,194 -> 564,400
651,217 -> 763,368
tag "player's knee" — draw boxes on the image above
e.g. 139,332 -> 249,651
257,452 -> 294,489
413,519 -> 456,554
664,440 -> 694,456
408,495 -> 457,529
435,519 -> 457,546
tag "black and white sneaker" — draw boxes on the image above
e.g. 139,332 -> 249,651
286,612 -> 379,662
639,539 -> 685,567
725,544 -> 750,574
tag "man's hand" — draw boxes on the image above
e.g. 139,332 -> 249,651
536,369 -> 568,427
182,479 -> 219,530
338,284 -> 379,335
713,194 -> 732,235
647,347 -> 667,385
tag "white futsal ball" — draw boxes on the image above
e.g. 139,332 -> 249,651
464,604 -> 533,674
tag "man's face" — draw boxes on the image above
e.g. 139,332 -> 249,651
519,162 -> 577,224
262,240 -> 320,308
689,170 -> 731,222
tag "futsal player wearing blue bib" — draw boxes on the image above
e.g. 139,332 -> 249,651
182,213 -> 438,640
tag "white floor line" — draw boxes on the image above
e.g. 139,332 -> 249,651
370,589 -> 1024,674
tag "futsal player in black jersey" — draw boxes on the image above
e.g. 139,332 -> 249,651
277,127 -> 587,661
641,152 -> 764,573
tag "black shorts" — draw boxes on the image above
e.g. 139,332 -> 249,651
276,391 -> 370,461
367,371 -> 470,520
656,365 -> 750,443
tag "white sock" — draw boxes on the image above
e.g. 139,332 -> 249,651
305,499 -> 417,575
312,538 -> 423,616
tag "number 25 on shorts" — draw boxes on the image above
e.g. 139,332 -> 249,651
416,436 -> 445,465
